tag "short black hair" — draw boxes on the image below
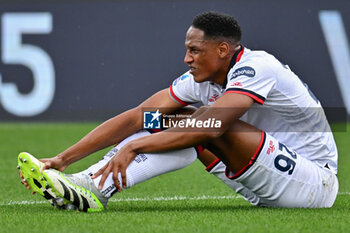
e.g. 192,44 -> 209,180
192,12 -> 242,43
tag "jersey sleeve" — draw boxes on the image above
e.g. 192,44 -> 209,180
225,63 -> 275,105
169,72 -> 201,105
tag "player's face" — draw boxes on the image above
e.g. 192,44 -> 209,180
184,26 -> 223,83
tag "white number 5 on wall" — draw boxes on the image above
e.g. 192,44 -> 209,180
0,13 -> 55,117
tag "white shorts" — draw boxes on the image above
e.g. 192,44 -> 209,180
224,131 -> 338,208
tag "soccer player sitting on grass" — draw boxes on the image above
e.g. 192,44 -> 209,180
19,12 -> 338,212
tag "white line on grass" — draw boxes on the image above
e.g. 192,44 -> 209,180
109,195 -> 243,202
1,192 -> 349,206
3,200 -> 47,206
338,192 -> 350,195
0,195 -> 241,206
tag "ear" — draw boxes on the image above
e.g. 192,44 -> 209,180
217,42 -> 230,58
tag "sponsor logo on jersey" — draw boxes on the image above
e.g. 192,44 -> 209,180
173,79 -> 178,86
230,66 -> 255,80
209,94 -> 220,102
267,140 -> 275,155
143,110 -> 161,129
230,82 -> 242,87
173,74 -> 190,86
180,74 -> 190,80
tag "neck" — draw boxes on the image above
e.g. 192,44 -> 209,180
212,45 -> 242,86
212,67 -> 230,86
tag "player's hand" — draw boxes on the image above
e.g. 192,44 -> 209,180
19,156 -> 67,193
40,156 -> 68,172
92,145 -> 137,192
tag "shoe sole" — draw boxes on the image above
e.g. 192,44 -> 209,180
18,152 -> 104,212
18,152 -> 64,206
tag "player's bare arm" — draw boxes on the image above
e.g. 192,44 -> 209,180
40,88 -> 183,170
20,88 -> 183,189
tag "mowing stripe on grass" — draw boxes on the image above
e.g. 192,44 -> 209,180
1,192 -> 349,206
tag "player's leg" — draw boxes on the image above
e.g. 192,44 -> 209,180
86,128 -> 263,206
205,120 -> 338,208
18,106 -> 200,212
18,130 -> 198,212
199,150 -> 262,206
205,120 -> 263,175
78,130 -> 198,198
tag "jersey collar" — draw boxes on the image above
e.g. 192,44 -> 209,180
222,45 -> 244,88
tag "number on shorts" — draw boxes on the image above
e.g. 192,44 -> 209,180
274,143 -> 297,175
278,142 -> 297,159
274,155 -> 296,175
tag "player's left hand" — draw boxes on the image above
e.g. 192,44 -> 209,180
92,145 -> 137,192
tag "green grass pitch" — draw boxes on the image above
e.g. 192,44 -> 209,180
0,123 -> 349,233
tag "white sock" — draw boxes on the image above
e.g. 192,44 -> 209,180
77,130 -> 198,198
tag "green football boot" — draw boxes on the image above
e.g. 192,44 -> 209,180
18,152 -> 107,212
